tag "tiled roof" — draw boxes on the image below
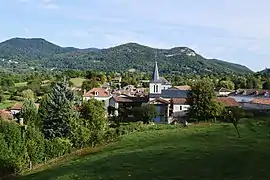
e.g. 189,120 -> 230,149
83,88 -> 110,97
251,98 -> 270,105
174,85 -> 191,90
216,97 -> 239,107
10,102 -> 40,110
169,97 -> 239,107
171,98 -> 187,104
149,89 -> 188,99
148,98 -> 170,104
113,96 -> 148,103
0,110 -> 13,120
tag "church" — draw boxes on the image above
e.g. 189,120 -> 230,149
148,61 -> 190,123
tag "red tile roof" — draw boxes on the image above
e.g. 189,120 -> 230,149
170,97 -> 239,107
251,98 -> 270,105
0,110 -> 13,120
83,88 -> 110,97
216,97 -> 239,107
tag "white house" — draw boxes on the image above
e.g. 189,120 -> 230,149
83,87 -> 112,109
171,98 -> 189,118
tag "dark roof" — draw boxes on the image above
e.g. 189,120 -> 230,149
150,61 -> 171,84
151,61 -> 160,82
149,89 -> 188,99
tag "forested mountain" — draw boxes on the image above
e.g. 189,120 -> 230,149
0,38 -> 253,74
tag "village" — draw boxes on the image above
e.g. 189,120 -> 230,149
1,61 -> 270,124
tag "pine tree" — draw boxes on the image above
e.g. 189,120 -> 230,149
40,80 -> 79,139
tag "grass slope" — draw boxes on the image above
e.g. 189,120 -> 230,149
19,122 -> 270,180
70,78 -> 86,87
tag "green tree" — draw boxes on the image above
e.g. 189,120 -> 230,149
187,79 -> 221,122
219,80 -> 235,90
40,80 -> 79,139
132,104 -> 158,124
82,79 -> 100,91
262,79 -> 270,89
0,88 -> 5,103
21,89 -> 35,100
21,99 -> 38,126
81,99 -> 107,131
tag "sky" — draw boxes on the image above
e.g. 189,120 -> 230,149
0,0 -> 270,71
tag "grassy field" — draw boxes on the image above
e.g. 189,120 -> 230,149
0,100 -> 16,109
70,78 -> 86,87
17,121 -> 270,180
15,82 -> 28,87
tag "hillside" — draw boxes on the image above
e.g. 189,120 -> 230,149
17,123 -> 270,180
259,68 -> 270,74
0,38 -> 253,74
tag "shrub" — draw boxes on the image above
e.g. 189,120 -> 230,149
0,120 -> 27,176
44,138 -> 72,159
25,126 -> 45,165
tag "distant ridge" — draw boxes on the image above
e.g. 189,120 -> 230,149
0,38 -> 253,74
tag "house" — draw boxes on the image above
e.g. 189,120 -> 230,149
229,89 -> 270,103
109,94 -> 148,117
148,98 -> 171,123
9,102 -> 40,115
170,98 -> 190,118
83,87 -> 112,109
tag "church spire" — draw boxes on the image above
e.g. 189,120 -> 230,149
152,61 -> 160,81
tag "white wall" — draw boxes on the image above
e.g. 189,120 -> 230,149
172,104 -> 190,117
10,110 -> 20,115
149,83 -> 162,94
218,92 -> 231,96
84,96 -> 111,108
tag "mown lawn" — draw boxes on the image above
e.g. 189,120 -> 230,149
70,78 -> 86,87
18,121 -> 270,180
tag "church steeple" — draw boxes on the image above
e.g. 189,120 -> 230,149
152,61 -> 160,81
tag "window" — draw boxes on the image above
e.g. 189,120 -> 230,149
156,85 -> 159,93
154,85 -> 156,93
180,106 -> 182,111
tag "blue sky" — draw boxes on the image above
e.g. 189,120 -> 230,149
1,0 -> 270,71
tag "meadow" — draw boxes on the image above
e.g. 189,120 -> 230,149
15,119 -> 270,180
